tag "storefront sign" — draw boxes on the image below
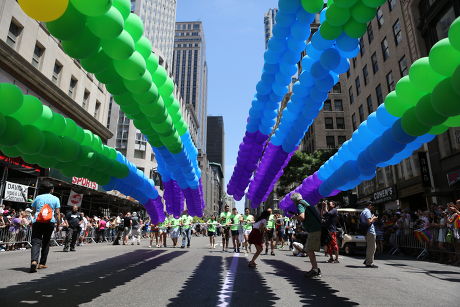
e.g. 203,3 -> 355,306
0,154 -> 41,174
447,170 -> 460,186
372,186 -> 397,204
418,152 -> 432,187
67,190 -> 83,207
4,181 -> 29,202
72,177 -> 98,190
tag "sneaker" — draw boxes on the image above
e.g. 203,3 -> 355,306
137,242 -> 140,245
70,248 -> 76,252
38,264 -> 48,269
148,246 -> 152,248
365,264 -> 378,268
233,249 -> 237,253
271,251 -> 275,256
181,246 -> 185,249
30,262 -> 37,273
237,248 -> 240,253
304,268 -> 321,278
265,249 -> 268,255
63,248 -> 69,252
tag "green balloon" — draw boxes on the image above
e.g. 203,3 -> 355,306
343,18 -> 367,38
443,115 -> 460,128
146,134 -> 163,148
114,51 -> 146,81
135,36 -> 153,59
45,2 -> 86,40
139,99 -> 167,118
133,83 -> 159,105
152,65 -> 168,87
71,0 -> 112,17
176,122 -> 188,136
152,116 -> 173,134
415,93 -> 447,127
0,117 -> 23,146
361,0 -> 386,8
107,147 -> 117,160
77,146 -> 93,166
170,111 -> 182,123
113,0 -> 130,20
429,38 -> 460,76
22,154 -> 41,165
431,77 -> 460,117
37,156 -> 59,169
159,78 -> 175,99
81,130 -> 94,148
92,135 -> 104,154
101,30 -> 134,60
326,4 -> 350,27
167,99 -> 180,114
33,105 -> 53,131
113,161 -> 129,178
395,76 -> 426,111
125,13 -> 144,42
0,114 -> 5,135
95,62 -> 119,84
61,27 -> 101,59
146,53 -> 159,75
96,174 -> 111,186
451,65 -> 460,96
449,17 -> 460,51
80,48 -> 112,74
301,0 -> 324,13
60,165 -> 80,178
428,124 -> 449,135
0,83 -> 23,115
409,57 -> 446,92
120,103 -> 142,117
113,91 -> 137,106
163,93 -> 175,108
51,113 -> 66,136
0,146 -> 22,158
133,117 -> 153,131
169,144 -> 183,154
10,95 -> 42,125
123,70 -> 152,94
87,6 -> 124,40
41,131 -> 62,158
384,91 -> 404,117
334,0 -> 358,8
351,2 -> 376,23
56,136 -> 81,162
72,126 -> 85,144
16,125 -> 44,155
105,74 -> 128,95
63,118 -> 77,139
401,107 -> 431,137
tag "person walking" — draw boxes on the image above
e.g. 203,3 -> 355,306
291,193 -> 322,278
29,181 -> 61,273
322,201 -> 339,263
63,205 -> 82,252
180,210 -> 193,248
96,217 -> 107,243
230,208 -> 243,253
248,210 -> 271,267
207,215 -> 218,248
169,214 -> 180,247
265,208 -> 276,256
113,213 -> 124,245
220,205 -> 232,252
243,208 -> 254,253
360,202 -> 379,268
131,212 -> 141,245
158,214 -> 168,247
79,212 -> 88,246
123,212 -> 132,245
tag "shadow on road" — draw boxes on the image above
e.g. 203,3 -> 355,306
264,259 -> 359,306
168,255 -> 224,307
0,249 -> 186,306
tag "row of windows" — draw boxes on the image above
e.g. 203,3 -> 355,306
326,135 -> 347,149
323,99 -> 343,111
176,23 -> 200,30
324,117 -> 345,130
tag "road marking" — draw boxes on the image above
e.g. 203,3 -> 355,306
217,253 -> 239,306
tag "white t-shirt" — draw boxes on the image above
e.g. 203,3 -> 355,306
253,219 -> 267,230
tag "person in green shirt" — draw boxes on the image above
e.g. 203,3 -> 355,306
168,214 -> 180,248
230,208 -> 243,253
219,205 -> 232,252
180,210 -> 194,248
242,208 -> 254,253
206,215 -> 218,248
265,208 -> 276,256
159,215 -> 168,248
291,192 -> 322,278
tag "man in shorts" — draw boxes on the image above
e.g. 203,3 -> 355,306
169,214 -> 180,247
291,193 -> 322,278
265,208 -> 276,255
220,205 -> 232,252
242,208 -> 254,253
230,208 -> 243,253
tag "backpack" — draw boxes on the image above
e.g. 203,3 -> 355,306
37,204 -> 53,223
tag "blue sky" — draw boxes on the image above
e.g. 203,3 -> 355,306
177,0 -> 279,211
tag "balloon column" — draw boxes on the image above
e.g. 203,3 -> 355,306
0,83 -> 165,224
279,16 -> 460,213
17,0 -> 204,217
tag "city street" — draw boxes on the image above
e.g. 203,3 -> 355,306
0,237 -> 459,307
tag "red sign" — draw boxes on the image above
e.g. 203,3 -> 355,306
0,154 -> 41,173
447,170 -> 460,186
72,177 -> 98,190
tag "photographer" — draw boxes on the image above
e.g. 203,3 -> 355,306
360,202 -> 379,268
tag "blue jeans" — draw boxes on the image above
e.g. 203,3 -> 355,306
181,228 -> 191,247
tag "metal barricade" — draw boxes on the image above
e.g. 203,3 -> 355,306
0,226 -> 32,250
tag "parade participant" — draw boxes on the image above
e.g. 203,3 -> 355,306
275,212 -> 285,249
360,202 -> 378,268
113,213 -> 124,245
63,205 -> 82,252
169,214 -> 180,247
285,216 -> 295,250
29,181 -> 61,273
206,215 -> 218,248
243,208 -> 254,253
230,208 -> 243,253
131,212 -> 141,245
322,201 -> 339,263
79,212 -> 88,246
159,214 -> 169,248
265,208 -> 276,255
180,210 -> 194,248
247,210 -> 271,267
149,220 -> 160,248
220,205 -> 232,252
123,212 -> 132,245
291,193 -> 322,278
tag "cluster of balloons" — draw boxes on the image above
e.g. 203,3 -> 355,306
163,180 -> 184,218
228,0 -> 314,200
144,197 -> 166,225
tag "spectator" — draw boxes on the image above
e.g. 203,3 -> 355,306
131,212 -> 141,245
360,202 -> 378,268
123,212 -> 132,245
63,206 -> 82,252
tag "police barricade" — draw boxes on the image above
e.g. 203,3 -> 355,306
0,226 -> 32,250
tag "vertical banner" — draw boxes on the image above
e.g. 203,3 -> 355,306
418,152 -> 432,187
67,190 -> 83,207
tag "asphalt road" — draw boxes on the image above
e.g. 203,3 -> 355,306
0,237 -> 459,307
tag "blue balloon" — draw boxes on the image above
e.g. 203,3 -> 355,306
311,31 -> 334,50
256,93 -> 271,102
264,50 -> 282,64
271,133 -> 283,146
256,81 -> 272,95
296,10 -> 315,25
268,37 -> 287,53
273,25 -> 291,38
263,108 -> 278,119
249,107 -> 263,118
416,134 -> 436,144
278,0 -> 301,13
299,71 -> 315,87
391,120 -> 417,144
366,113 -> 384,135
263,63 -> 279,74
339,45 -> 360,59
281,50 -> 300,65
320,48 -> 341,70
259,123 -> 274,135
320,8 -> 327,24
376,104 -> 398,127
315,74 -> 335,92
275,72 -> 292,86
269,93 -> 283,103
310,61 -> 329,79
301,55 -> 315,73
272,83 -> 288,97
332,56 -> 350,74
261,72 -> 276,83
336,33 -> 359,52
293,81 -> 312,97
306,43 -> 322,59
291,21 -> 311,41
251,99 -> 264,110
275,12 -> 296,28
309,86 -> 328,103
279,62 -> 298,77
287,36 -> 306,53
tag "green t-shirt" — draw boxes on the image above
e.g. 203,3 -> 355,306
230,214 -> 241,231
297,200 -> 321,233
267,214 -> 275,229
159,218 -> 168,228
170,218 -> 180,228
181,215 -> 193,229
243,214 -> 254,230
207,220 -> 217,232
220,212 -> 232,225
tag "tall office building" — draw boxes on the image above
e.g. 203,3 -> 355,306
264,8 -> 278,48
206,116 -> 225,174
173,21 -> 208,153
130,0 -> 177,71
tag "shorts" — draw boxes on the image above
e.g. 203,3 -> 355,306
222,227 -> 230,239
244,229 -> 252,236
170,228 -> 180,238
208,231 -> 215,237
231,230 -> 239,237
248,229 -> 263,246
266,229 -> 275,240
304,231 -> 321,253
159,228 -> 168,233
123,227 -> 131,237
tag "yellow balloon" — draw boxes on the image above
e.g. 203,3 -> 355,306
18,0 -> 69,22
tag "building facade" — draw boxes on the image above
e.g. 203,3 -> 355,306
264,8 -> 278,49
206,116 -> 225,175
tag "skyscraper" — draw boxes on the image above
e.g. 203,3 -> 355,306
173,21 -> 208,153
206,116 -> 225,174
264,8 -> 278,49
130,0 -> 177,71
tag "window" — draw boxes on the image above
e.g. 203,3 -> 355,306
324,100 -> 332,111
94,100 -> 101,120
134,150 -> 146,159
334,99 -> 343,111
352,58 -> 356,69
355,77 -> 361,96
359,38 -> 365,56
326,136 -> 335,148
68,77 -> 78,98
386,71 -> 395,92
349,86 -> 354,104
352,113 -> 357,130
388,0 -> 396,11
371,52 -> 379,74
336,117 -> 345,129
367,95 -> 374,114
325,117 -> 334,129
338,136 -> 347,145
376,84 -> 384,105
381,37 -> 390,61
52,61 -> 63,85
436,7 -> 456,40
7,19 -> 23,49
358,105 -> 365,123
332,82 -> 341,93
393,19 -> 402,45
83,90 -> 90,110
377,8 -> 384,28
32,43 -> 45,69
362,65 -> 369,86
399,56 -> 408,77
367,23 -> 374,43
